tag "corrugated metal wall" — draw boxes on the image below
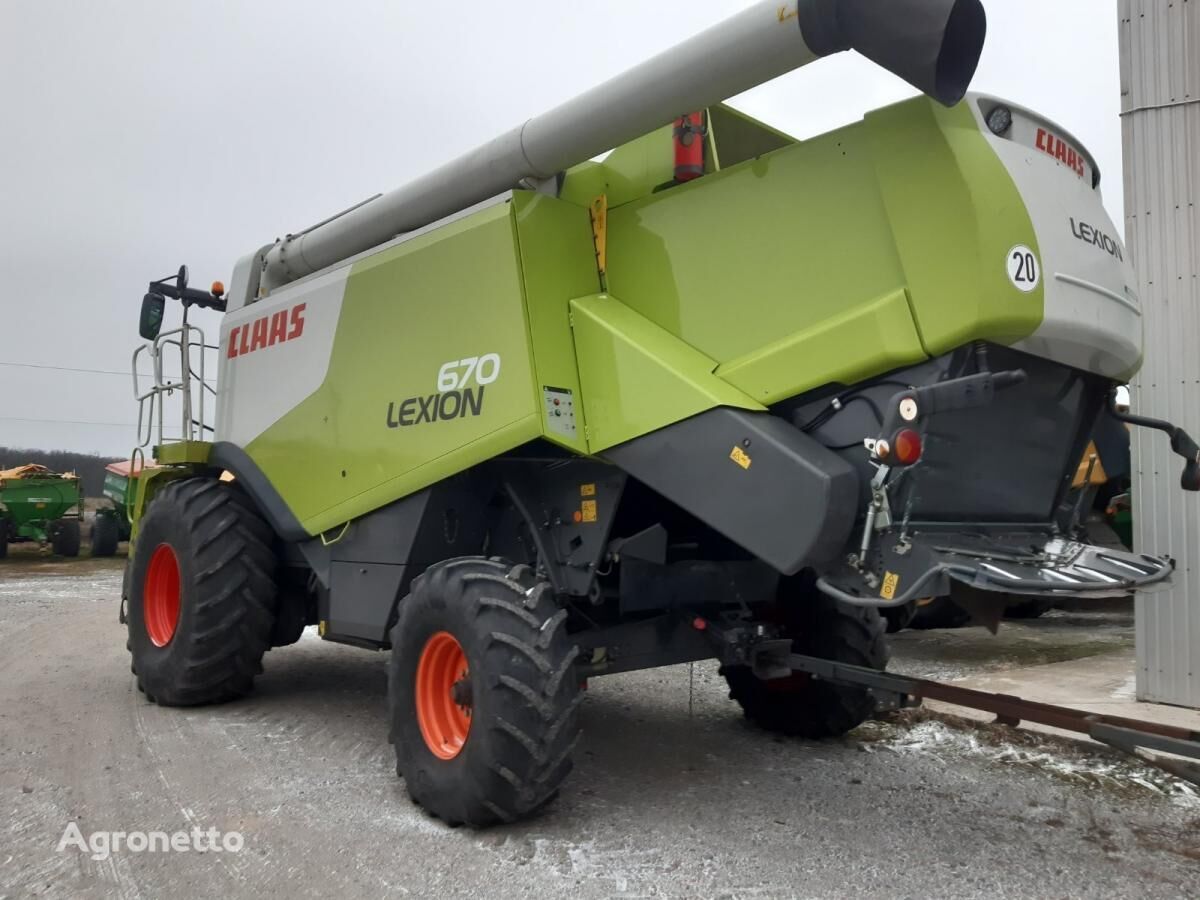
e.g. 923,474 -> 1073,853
1120,0 -> 1200,707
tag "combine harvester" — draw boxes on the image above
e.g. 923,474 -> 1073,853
123,0 -> 1200,824
0,465 -> 82,558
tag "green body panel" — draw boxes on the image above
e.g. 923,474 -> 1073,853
246,202 -> 542,535
603,121 -> 909,364
570,293 -> 763,451
863,100 -> 1043,353
596,96 -> 1041,404
717,288 -> 926,403
129,466 -> 198,544
154,441 -> 212,466
510,192 -> 601,456
227,96 -> 1050,534
0,475 -> 80,540
704,104 -> 795,171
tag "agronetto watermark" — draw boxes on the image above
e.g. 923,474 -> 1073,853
56,822 -> 244,862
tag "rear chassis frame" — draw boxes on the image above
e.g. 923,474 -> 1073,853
757,641 -> 1200,787
574,608 -> 1200,785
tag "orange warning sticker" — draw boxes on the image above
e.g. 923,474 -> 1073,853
881,572 -> 900,601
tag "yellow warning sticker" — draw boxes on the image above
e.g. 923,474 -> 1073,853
580,483 -> 596,497
881,572 -> 900,601
729,447 -> 752,470
581,499 -> 597,523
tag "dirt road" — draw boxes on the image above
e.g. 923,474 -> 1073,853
3,561 -> 1199,898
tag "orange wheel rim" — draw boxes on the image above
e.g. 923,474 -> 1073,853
144,543 -> 181,648
415,631 -> 471,760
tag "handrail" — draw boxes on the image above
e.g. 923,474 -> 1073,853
130,322 -> 216,451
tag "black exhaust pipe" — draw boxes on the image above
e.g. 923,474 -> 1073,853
797,0 -> 987,106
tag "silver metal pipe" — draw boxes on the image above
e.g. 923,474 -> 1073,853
259,0 -> 985,294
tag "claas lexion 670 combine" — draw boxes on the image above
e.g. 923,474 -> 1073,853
124,0 -> 1200,825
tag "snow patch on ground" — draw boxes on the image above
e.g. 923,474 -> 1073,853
0,574 -> 120,601
1111,674 -> 1138,700
868,718 -> 1200,809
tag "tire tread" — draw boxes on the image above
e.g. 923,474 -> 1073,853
128,477 -> 277,706
388,557 -> 581,827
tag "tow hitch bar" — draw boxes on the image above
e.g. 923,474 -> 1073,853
753,642 -> 1200,786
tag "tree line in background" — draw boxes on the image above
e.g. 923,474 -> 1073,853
0,447 -> 122,497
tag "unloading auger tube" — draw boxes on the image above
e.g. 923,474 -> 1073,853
253,0 -> 986,299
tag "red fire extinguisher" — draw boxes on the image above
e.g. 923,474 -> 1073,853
673,111 -> 707,182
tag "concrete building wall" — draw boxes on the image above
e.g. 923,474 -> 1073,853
1119,0 -> 1200,707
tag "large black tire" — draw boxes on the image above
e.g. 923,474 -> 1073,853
91,513 -> 120,557
721,589 -> 889,738
51,519 -> 81,557
881,602 -> 917,634
388,557 -> 582,827
909,595 -> 972,630
1004,597 -> 1053,620
126,478 -> 277,706
0,518 -> 9,559
269,569 -> 313,648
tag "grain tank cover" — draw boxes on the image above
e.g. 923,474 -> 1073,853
255,0 -> 986,297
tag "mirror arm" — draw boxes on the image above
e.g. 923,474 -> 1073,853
1107,389 -> 1200,492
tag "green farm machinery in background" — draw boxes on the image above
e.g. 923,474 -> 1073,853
92,460 -> 145,557
0,465 -> 83,557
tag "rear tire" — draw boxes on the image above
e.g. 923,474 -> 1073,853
0,518 -> 9,559
388,557 -> 582,827
881,602 -> 917,633
51,519 -> 81,557
722,588 -> 888,738
91,514 -> 120,557
126,478 -> 277,706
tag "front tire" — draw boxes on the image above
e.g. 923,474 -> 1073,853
388,557 -> 582,827
126,478 -> 277,706
91,513 -> 120,557
722,588 -> 888,739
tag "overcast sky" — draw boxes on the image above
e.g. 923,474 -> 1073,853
0,0 -> 1124,457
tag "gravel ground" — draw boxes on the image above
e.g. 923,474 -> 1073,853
887,606 -> 1137,682
2,559 -> 1199,899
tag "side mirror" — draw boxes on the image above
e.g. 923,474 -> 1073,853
140,292 -> 165,340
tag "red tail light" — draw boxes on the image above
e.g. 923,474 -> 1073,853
894,429 -> 923,465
